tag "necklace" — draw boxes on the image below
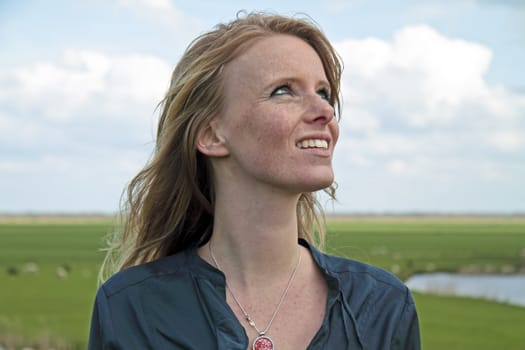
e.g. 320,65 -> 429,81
209,242 -> 302,350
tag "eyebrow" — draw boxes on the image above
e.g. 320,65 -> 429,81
262,76 -> 331,92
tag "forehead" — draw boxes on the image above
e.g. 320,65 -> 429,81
223,34 -> 327,88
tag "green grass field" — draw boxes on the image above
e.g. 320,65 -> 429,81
0,216 -> 524,349
0,219 -> 109,349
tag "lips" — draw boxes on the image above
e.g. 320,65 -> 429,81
296,139 -> 329,150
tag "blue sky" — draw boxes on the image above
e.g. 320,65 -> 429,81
1,0 -> 524,214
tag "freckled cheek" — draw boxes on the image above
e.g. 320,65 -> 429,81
262,124 -> 291,146
243,116 -> 292,146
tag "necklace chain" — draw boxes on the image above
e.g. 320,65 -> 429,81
209,242 -> 302,336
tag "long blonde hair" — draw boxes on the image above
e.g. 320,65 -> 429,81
100,12 -> 342,282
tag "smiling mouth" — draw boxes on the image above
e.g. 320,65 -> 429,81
296,139 -> 329,150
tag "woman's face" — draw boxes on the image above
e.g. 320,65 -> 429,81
215,34 -> 339,194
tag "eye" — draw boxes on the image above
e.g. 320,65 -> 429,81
317,87 -> 331,101
270,84 -> 293,97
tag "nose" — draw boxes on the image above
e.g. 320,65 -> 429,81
303,93 -> 335,124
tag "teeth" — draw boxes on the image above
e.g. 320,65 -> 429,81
297,139 -> 328,149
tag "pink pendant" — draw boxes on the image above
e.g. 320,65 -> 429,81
253,335 -> 274,350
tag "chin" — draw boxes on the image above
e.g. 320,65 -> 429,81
299,174 -> 335,193
314,180 -> 335,192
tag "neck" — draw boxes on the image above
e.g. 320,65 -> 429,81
200,183 -> 302,290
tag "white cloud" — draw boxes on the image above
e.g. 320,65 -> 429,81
391,26 -> 490,105
336,25 -> 516,127
332,25 -> 524,212
0,156 -> 69,173
0,111 -> 66,148
336,24 -> 524,147
0,49 -> 172,121
486,130 -> 525,152
386,159 -> 408,176
341,108 -> 381,134
0,49 -> 172,212
2,51 -> 108,120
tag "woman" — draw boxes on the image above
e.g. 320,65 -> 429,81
89,12 -> 421,350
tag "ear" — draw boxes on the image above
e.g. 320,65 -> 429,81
196,120 -> 230,157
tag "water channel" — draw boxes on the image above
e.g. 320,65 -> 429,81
405,273 -> 525,307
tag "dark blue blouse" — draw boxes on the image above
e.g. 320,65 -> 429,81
88,240 -> 421,349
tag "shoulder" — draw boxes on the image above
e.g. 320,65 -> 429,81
307,242 -> 414,320
98,249 -> 191,298
306,241 -> 408,296
320,252 -> 408,295
89,248 -> 225,348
